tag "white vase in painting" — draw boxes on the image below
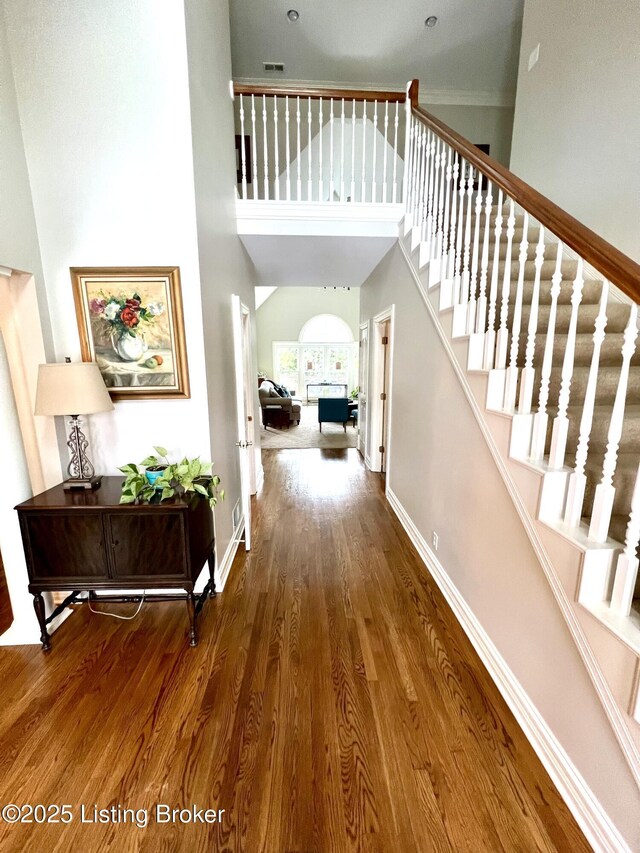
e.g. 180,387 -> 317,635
111,331 -> 148,362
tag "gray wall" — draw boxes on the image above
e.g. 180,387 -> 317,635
256,286 -> 359,377
360,244 -> 640,848
424,103 -> 515,167
510,0 -> 640,262
185,0 -> 259,557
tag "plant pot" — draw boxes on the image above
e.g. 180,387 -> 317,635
111,330 -> 148,362
145,465 -> 167,487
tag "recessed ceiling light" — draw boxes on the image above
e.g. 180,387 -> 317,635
425,15 -> 438,27
287,9 -> 299,21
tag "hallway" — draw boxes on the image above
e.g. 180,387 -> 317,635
0,449 -> 588,852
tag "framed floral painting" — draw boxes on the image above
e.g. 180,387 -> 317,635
71,267 -> 190,400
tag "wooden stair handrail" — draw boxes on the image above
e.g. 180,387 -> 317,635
407,80 -> 640,302
233,83 -> 406,103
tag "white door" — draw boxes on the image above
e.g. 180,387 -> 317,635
231,294 -> 253,551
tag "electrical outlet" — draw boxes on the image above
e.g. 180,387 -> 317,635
528,43 -> 540,71
432,531 -> 439,551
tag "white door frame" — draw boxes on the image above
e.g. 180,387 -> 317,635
358,321 -> 370,460
368,305 -> 395,478
231,295 -> 254,551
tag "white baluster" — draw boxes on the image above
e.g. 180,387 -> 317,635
419,129 -> 431,238
262,94 -> 269,200
382,101 -> 389,204
548,258 -> 585,468
420,131 -> 440,246
350,99 -> 356,202
482,188 -> 504,369
340,99 -> 345,202
307,97 -> 313,201
504,212 -> 531,410
467,173 -> 484,333
430,137 -> 447,277
452,157 -> 466,304
530,243 -> 564,460
434,145 -> 452,286
372,100 -> 378,203
610,463 -> 640,616
476,181 -> 493,333
589,304 -> 639,542
285,96 -> 291,201
564,281 -> 609,526
495,198 -> 516,369
392,101 -> 399,204
318,97 -> 324,201
518,226 -> 545,413
239,94 -> 248,200
273,97 -> 280,201
361,100 -> 367,203
460,164 -> 475,310
413,124 -> 428,227
251,94 -> 258,199
403,116 -> 415,217
443,152 -> 459,285
329,98 -> 335,202
296,96 -> 302,200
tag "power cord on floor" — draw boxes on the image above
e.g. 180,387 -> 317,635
88,593 -> 146,621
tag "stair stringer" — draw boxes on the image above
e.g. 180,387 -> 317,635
398,230 -> 640,787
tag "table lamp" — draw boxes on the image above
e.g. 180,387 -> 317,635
34,358 -> 114,491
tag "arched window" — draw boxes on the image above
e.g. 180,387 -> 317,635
299,314 -> 354,343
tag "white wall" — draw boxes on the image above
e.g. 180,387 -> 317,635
509,0 -> 640,262
360,244 -> 640,848
256,286 -> 359,377
3,0 -> 212,473
184,0 -> 260,560
423,103 -> 514,167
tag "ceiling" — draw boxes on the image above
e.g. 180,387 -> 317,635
240,234 -> 397,287
229,0 -> 524,103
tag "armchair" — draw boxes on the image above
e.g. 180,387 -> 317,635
318,397 -> 349,432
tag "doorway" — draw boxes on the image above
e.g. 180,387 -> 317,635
368,306 -> 395,477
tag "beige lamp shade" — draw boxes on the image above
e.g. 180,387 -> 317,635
34,362 -> 114,416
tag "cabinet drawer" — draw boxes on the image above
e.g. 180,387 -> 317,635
106,512 -> 187,579
23,513 -> 109,580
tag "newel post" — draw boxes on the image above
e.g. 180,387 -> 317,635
402,80 -> 419,208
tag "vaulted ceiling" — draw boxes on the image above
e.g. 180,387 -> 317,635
229,0 -> 524,103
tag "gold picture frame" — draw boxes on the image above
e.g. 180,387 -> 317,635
71,266 -> 190,401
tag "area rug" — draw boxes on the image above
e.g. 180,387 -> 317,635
259,403 -> 358,449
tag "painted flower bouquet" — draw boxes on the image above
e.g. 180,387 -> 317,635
90,292 -> 164,338
90,292 -> 165,362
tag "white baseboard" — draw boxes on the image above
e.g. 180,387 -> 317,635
215,517 -> 245,592
386,485 -> 631,853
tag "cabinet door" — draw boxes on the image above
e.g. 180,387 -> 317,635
24,513 -> 109,581
106,512 -> 187,580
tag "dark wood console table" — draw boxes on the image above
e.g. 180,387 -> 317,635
15,477 -> 216,651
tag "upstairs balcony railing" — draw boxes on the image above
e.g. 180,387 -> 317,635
233,84 -> 407,204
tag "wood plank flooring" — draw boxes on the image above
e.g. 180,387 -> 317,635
0,449 -> 589,852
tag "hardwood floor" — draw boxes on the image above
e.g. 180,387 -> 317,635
0,449 -> 589,852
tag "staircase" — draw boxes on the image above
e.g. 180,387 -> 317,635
400,79 -> 640,785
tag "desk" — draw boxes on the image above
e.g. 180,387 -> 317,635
306,382 -> 348,404
15,477 -> 216,651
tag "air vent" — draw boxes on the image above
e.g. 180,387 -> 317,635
263,62 -> 285,73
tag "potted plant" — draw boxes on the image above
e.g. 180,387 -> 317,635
118,446 -> 224,509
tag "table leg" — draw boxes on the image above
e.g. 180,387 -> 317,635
207,553 -> 217,597
33,593 -> 51,652
186,591 -> 198,647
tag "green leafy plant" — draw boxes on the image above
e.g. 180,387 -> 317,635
119,446 -> 224,509
350,386 -> 360,400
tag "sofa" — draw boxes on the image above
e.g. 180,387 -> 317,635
258,380 -> 302,427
